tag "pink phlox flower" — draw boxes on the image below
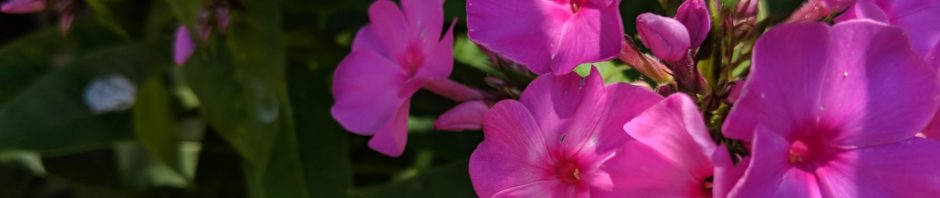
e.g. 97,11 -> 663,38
331,0 -> 454,157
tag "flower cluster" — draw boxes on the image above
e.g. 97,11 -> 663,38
331,0 -> 940,197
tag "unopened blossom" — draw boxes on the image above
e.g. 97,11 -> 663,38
636,13 -> 691,62
723,21 -> 940,197
617,39 -> 672,83
471,67 -> 736,197
434,100 -> 489,131
0,0 -> 44,14
674,0 -> 710,48
174,26 -> 196,65
331,0 -> 454,157
467,0 -> 624,74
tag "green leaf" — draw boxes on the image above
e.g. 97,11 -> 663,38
287,64 -> 353,197
574,61 -> 629,83
355,161 -> 476,198
164,0 -> 202,29
83,0 -> 131,39
133,75 -> 181,173
454,35 -> 502,76
182,0 -> 309,196
0,43 -> 159,154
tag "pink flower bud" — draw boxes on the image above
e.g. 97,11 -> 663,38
215,7 -> 230,31
174,25 -> 196,65
0,0 -> 43,14
675,0 -> 711,48
636,13 -> 691,62
434,100 -> 489,131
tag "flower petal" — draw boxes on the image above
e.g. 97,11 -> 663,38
330,50 -> 408,135
723,23 -> 830,141
591,83 -> 662,154
550,4 -> 623,74
815,138 -> 940,197
400,0 -> 444,52
878,0 -> 940,57
469,100 -> 554,198
623,94 -> 714,180
823,20 -> 940,146
729,127 -> 794,197
434,100 -> 489,131
597,141 -> 700,197
467,0 -> 570,73
519,68 -> 607,157
675,0 -> 711,48
368,99 -> 411,157
173,25 -> 196,65
713,145 -> 750,198
0,0 -> 44,14
368,0 -> 410,58
636,13 -> 690,62
415,19 -> 456,79
834,0 -> 888,23
491,180 -> 569,198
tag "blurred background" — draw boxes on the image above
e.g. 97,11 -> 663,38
0,0 -> 801,197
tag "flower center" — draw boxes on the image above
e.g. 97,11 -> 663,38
555,160 -> 581,184
787,137 -> 836,171
400,43 -> 424,76
570,0 -> 586,13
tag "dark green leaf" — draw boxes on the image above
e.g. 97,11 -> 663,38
355,161 -> 476,198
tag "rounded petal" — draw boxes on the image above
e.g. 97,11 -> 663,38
822,21 -> 940,146
400,0 -> 444,52
367,0 -> 411,58
623,94 -> 714,180
550,4 -> 624,74
467,0 -> 570,74
469,100 -> 554,198
636,13 -> 691,62
815,138 -> 940,197
591,83 -> 662,154
723,23 -> 831,141
368,100 -> 411,157
330,50 -> 409,135
877,0 -> 940,57
434,100 -> 489,131
519,68 -> 608,156
491,180 -> 570,198
675,0 -> 711,48
596,141 -> 702,197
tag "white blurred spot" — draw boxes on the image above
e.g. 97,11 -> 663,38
250,80 -> 279,123
84,75 -> 136,114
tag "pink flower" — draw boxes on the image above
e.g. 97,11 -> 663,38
467,0 -> 623,74
470,67 -> 731,197
836,0 -> 940,58
636,13 -> 691,62
674,0 -> 710,49
787,0 -> 855,23
331,0 -> 454,157
0,0 -> 44,14
723,21 -> 940,196
174,25 -> 196,66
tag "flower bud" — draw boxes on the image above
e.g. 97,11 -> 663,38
636,13 -> 691,62
174,25 -> 196,65
675,0 -> 711,48
434,100 -> 489,131
0,0 -> 44,14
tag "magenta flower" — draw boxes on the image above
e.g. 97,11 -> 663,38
331,0 -> 454,157
836,0 -> 940,58
470,67 -> 733,197
723,21 -> 940,197
636,13 -> 691,62
467,0 -> 623,74
174,25 -> 196,66
0,0 -> 44,14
